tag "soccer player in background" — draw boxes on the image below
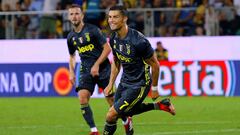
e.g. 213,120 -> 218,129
155,41 -> 168,61
67,4 -> 111,135
103,5 -> 176,135
67,4 -> 132,135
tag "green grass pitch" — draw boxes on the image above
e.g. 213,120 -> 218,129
0,97 -> 240,135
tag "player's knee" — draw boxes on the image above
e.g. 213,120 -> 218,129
106,107 -> 118,122
78,90 -> 91,104
106,112 -> 116,122
79,97 -> 89,104
105,96 -> 114,106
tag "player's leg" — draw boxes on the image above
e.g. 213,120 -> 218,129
98,70 -> 132,135
78,90 -> 99,132
126,99 -> 175,116
114,84 -> 133,135
104,84 -> 148,135
103,83 -> 135,135
103,106 -> 119,135
102,108 -> 134,135
105,96 -> 114,106
77,73 -> 99,135
124,85 -> 175,116
102,85 -> 121,135
103,107 -> 134,135
120,85 -> 176,116
122,116 -> 133,135
98,69 -> 118,135
97,64 -> 115,107
113,85 -> 152,116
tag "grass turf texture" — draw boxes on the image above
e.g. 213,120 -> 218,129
0,97 -> 240,135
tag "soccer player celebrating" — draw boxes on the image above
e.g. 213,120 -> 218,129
67,4 -> 113,135
103,6 -> 176,135
67,4 -> 132,135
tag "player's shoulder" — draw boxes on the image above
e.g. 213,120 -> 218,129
85,23 -> 100,31
109,32 -> 117,40
129,28 -> 148,45
67,30 -> 75,41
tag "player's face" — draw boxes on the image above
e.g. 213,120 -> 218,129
68,7 -> 83,27
108,10 -> 127,31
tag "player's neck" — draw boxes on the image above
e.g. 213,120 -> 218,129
74,22 -> 84,33
117,25 -> 128,39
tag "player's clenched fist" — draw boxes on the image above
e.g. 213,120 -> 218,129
104,84 -> 114,97
91,63 -> 99,77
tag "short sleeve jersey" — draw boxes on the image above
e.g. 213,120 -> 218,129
67,23 -> 110,72
110,28 -> 154,86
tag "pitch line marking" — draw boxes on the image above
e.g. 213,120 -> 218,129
147,129 -> 240,135
135,121 -> 234,125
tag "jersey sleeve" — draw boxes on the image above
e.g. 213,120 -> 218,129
136,38 -> 154,59
109,35 -> 117,57
93,27 -> 107,46
67,34 -> 77,55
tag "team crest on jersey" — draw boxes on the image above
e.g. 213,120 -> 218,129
113,40 -> 117,49
119,44 -> 123,52
126,44 -> 131,55
72,37 -> 77,46
78,37 -> 83,44
85,33 -> 90,42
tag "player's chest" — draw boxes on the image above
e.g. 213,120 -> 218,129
112,39 -> 136,62
72,32 -> 93,46
72,33 -> 95,53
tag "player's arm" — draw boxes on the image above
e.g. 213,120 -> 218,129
91,27 -> 111,77
69,53 -> 76,85
104,56 -> 121,97
145,53 -> 160,100
67,35 -> 77,85
138,38 -> 160,100
109,56 -> 121,87
144,53 -> 159,93
91,42 -> 111,76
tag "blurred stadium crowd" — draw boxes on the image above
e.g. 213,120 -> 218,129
0,0 -> 240,39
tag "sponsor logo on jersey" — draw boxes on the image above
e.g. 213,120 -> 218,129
78,44 -> 94,53
116,52 -> 132,63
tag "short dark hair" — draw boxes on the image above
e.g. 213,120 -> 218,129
68,4 -> 82,11
157,41 -> 162,45
109,5 -> 128,16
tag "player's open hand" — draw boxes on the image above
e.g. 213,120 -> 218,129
91,63 -> 99,77
69,72 -> 76,85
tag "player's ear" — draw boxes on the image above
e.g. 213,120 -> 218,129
82,10 -> 86,17
80,11 -> 85,20
80,8 -> 85,19
81,14 -> 85,20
